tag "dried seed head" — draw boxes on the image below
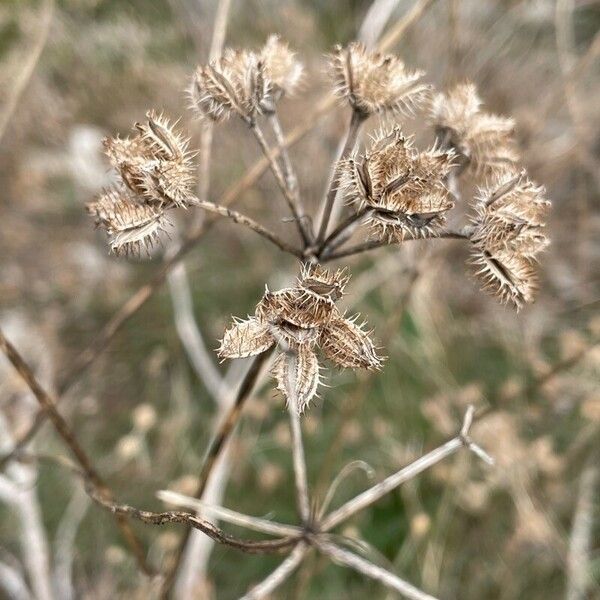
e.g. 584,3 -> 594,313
272,346 -> 321,413
189,49 -> 270,122
470,248 -> 538,310
218,264 -> 382,412
86,190 -> 169,257
320,315 -> 382,370
471,169 -> 550,258
260,35 -> 303,100
340,127 -> 455,240
329,42 -> 430,117
430,82 -> 519,178
217,317 -> 276,359
104,111 -> 195,208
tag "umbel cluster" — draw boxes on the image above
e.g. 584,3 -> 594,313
86,37 -> 550,411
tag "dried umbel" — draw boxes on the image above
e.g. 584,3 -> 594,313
340,127 -> 455,241
190,37 -> 302,122
218,264 -> 382,412
86,190 -> 169,257
430,82 -> 519,178
103,111 -> 195,208
329,42 -> 430,117
469,169 -> 550,309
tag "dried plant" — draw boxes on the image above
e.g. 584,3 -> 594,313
2,7 -> 564,598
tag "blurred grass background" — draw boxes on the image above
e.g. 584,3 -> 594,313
0,0 -> 599,598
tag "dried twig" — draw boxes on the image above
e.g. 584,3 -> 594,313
0,328 -> 152,575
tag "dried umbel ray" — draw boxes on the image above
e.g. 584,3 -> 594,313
218,264 -> 383,412
189,37 -> 303,123
329,42 -> 431,117
430,82 -> 519,178
339,126 -> 456,241
469,169 -> 551,309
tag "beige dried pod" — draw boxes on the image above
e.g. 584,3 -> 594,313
471,169 -> 550,258
260,35 -> 303,102
104,111 -> 195,208
218,264 -> 383,412
329,42 -> 430,117
470,247 -> 538,309
430,82 -> 519,178
189,48 -> 270,123
86,190 -> 169,257
340,127 -> 455,240
272,346 -> 321,413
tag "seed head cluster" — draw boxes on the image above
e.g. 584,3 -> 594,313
469,169 -> 550,309
430,82 -> 519,178
218,264 -> 383,412
340,127 -> 455,241
87,112 -> 194,256
189,36 -> 303,123
329,42 -> 430,117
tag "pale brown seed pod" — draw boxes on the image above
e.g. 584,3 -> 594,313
217,317 -> 276,359
86,189 -> 169,257
430,82 -> 519,178
471,169 -> 550,258
329,42 -> 430,117
189,49 -> 270,122
256,288 -> 336,329
103,112 -> 195,208
272,346 -> 321,413
320,315 -> 383,370
260,35 -> 303,101
470,248 -> 538,310
298,263 -> 350,302
340,126 -> 455,240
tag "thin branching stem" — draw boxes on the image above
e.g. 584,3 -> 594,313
287,399 -> 311,524
322,229 -> 470,261
239,542 -> 308,600
193,197 -> 303,257
318,207 -> 370,256
0,328 -> 153,576
321,407 -> 492,531
159,349 -> 273,597
250,121 -> 310,246
316,109 -> 368,245
316,540 -> 439,600
157,490 -> 303,538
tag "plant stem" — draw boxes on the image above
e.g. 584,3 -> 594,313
159,349 -> 273,598
316,109 -> 367,245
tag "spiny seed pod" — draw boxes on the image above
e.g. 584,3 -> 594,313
86,190 -> 169,257
217,264 -> 383,412
329,42 -> 430,117
470,248 -> 538,310
471,169 -> 550,258
260,35 -> 303,101
340,127 -> 455,240
189,49 -> 270,122
104,112 -> 195,208
430,82 -> 519,178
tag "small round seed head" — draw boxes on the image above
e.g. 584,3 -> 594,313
329,42 -> 430,117
189,49 -> 270,122
470,247 -> 538,310
341,127 -> 455,241
430,82 -> 519,178
86,189 -> 169,257
260,35 -> 303,100
103,112 -> 195,208
471,169 -> 550,258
